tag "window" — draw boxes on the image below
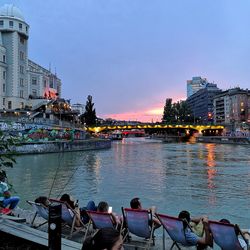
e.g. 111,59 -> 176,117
20,65 -> 24,74
32,78 -> 37,85
20,78 -> 24,87
8,101 -> 12,109
20,51 -> 24,60
20,90 -> 24,98
0,20 -> 3,26
3,98 -> 5,106
19,23 -> 22,30
20,102 -> 24,109
20,37 -> 25,44
9,21 -> 13,28
32,89 -> 37,97
3,83 -> 5,92
44,80 -> 47,87
3,71 -> 6,80
3,55 -> 5,63
26,26 -> 28,32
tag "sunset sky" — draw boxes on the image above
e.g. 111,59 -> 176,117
4,0 -> 250,122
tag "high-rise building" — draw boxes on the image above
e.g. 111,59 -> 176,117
187,76 -> 208,98
0,4 -> 61,111
186,83 -> 221,123
213,88 -> 250,127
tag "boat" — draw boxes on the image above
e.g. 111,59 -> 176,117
110,131 -> 123,140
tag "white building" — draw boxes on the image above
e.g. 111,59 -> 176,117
71,103 -> 85,115
0,4 -> 61,111
187,76 -> 208,98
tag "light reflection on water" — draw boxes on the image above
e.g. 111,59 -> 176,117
7,138 -> 250,228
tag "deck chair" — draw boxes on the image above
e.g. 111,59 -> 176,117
26,200 -> 49,228
156,213 -> 193,250
49,198 -> 86,239
209,220 -> 248,250
122,207 -> 155,250
83,210 -> 118,241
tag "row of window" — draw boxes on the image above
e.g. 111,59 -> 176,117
0,20 -> 28,32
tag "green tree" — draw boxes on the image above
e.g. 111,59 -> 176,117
0,131 -> 17,179
162,98 -> 176,123
81,95 -> 97,126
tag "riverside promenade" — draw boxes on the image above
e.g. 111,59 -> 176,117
0,214 -> 199,250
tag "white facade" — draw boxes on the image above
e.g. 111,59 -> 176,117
0,4 -> 61,111
71,103 -> 85,115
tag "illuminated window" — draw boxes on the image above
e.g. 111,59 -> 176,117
240,102 -> 244,106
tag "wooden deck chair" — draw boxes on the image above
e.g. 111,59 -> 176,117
49,198 -> 86,239
122,207 -> 155,250
156,213 -> 193,250
83,210 -> 118,241
26,200 -> 49,228
209,220 -> 248,250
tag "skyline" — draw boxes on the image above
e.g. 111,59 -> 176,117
3,0 -> 250,122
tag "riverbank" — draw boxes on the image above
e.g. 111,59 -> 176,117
196,136 -> 250,145
8,138 -> 111,155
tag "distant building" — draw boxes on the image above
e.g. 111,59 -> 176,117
213,88 -> 250,127
0,4 -> 61,111
187,76 -> 208,98
186,83 -> 221,123
71,103 -> 85,115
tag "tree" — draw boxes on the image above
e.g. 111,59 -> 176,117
162,98 -> 175,123
162,99 -> 193,123
0,131 -> 17,179
81,95 -> 97,126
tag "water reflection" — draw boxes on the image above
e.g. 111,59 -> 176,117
6,140 -> 250,228
205,144 -> 216,190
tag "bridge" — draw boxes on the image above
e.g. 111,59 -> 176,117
86,123 -> 224,135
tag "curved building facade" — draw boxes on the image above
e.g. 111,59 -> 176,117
0,4 -> 61,111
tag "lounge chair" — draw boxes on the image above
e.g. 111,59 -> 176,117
122,207 -> 155,250
83,210 -> 118,241
156,213 -> 193,250
209,220 -> 248,250
49,198 -> 86,239
26,200 -> 49,228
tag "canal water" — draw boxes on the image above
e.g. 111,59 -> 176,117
7,138 -> 250,229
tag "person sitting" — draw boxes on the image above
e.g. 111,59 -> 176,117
60,193 -> 82,227
0,170 -> 19,210
219,218 -> 250,250
97,201 -> 121,225
130,197 -> 161,229
60,193 -> 97,226
82,227 -> 124,250
178,210 -> 212,250
34,196 -> 50,208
